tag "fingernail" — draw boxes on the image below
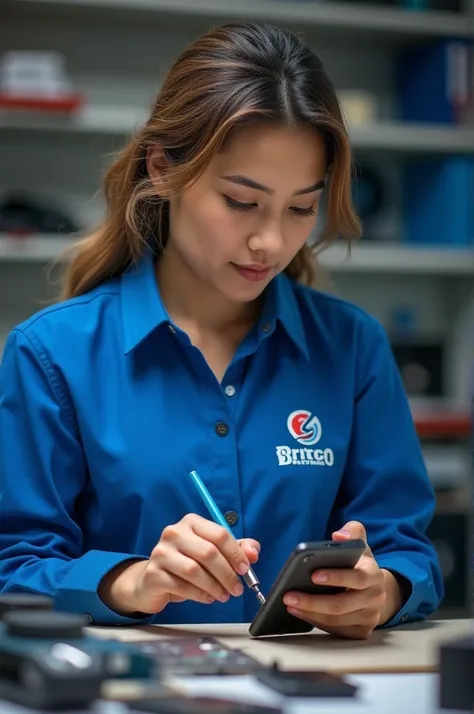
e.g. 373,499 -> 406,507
218,592 -> 230,603
238,562 -> 249,575
314,572 -> 328,582
251,547 -> 259,557
337,530 -> 351,537
283,594 -> 299,606
233,582 -> 244,597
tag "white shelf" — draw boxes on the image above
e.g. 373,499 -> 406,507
0,105 -> 146,136
0,236 -> 73,262
1,235 -> 474,276
12,0 -> 474,39
349,123 -> 474,154
2,107 -> 474,155
320,242 -> 474,275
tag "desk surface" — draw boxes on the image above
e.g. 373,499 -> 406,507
90,618 -> 471,674
1,674 -> 460,714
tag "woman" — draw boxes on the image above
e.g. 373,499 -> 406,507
0,22 -> 442,640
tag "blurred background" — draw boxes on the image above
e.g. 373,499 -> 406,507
1,0 -> 473,619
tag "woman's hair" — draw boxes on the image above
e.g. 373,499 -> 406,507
60,21 -> 361,300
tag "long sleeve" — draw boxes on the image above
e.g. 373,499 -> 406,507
0,328 -> 152,626
327,319 -> 444,627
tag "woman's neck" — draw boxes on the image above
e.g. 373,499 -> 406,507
155,250 -> 261,335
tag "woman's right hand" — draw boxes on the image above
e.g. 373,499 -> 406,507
99,513 -> 261,616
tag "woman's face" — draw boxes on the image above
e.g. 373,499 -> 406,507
165,122 -> 327,303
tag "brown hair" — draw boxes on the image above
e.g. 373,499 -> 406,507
60,21 -> 361,300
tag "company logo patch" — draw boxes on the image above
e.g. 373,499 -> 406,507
276,410 -> 334,467
287,410 -> 322,446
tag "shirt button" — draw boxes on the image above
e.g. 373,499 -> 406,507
225,511 -> 238,526
215,422 -> 229,437
224,385 -> 236,397
400,614 -> 408,623
261,323 -> 271,332
168,324 -> 176,334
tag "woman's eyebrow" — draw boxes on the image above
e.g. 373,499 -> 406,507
220,175 -> 325,195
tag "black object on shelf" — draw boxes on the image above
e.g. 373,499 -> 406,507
0,194 -> 80,235
350,164 -> 385,240
391,341 -> 445,398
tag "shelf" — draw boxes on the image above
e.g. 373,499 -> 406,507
0,236 -> 73,262
0,105 -> 146,136
414,413 -> 472,440
11,0 -> 474,39
1,235 -> 474,277
348,123 -> 474,154
320,242 -> 474,275
1,107 -> 474,155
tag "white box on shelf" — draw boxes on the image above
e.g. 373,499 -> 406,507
0,51 -> 73,99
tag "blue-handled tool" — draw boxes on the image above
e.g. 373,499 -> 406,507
189,470 -> 265,605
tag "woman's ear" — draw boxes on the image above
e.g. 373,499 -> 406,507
146,144 -> 169,192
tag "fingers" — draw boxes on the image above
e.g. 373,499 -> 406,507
148,515 -> 258,607
183,514 -> 251,574
332,520 -> 370,552
283,583 -> 386,617
310,563 -> 374,591
287,607 -> 382,639
238,538 -> 261,564
141,559 -> 219,606
163,529 -> 244,599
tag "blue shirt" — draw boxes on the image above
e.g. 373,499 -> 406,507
0,252 -> 443,627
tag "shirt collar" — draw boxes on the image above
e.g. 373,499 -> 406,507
121,251 -> 309,359
260,272 -> 310,361
121,250 -> 169,355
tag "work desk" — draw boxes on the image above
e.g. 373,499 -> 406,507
90,618 -> 470,674
3,619 -> 470,714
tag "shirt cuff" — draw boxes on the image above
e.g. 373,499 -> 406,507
54,550 -> 155,626
374,553 -> 435,629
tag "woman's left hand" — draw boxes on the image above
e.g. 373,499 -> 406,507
282,521 -> 403,640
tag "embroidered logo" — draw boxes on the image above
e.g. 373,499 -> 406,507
276,410 -> 334,467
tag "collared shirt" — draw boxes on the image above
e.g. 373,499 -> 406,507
0,252 -> 443,627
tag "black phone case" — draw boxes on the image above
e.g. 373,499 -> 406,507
249,539 -> 366,638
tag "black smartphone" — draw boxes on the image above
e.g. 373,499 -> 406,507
255,666 -> 358,698
249,539 -> 366,638
131,696 -> 282,713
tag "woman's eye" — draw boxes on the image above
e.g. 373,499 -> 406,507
291,206 -> 316,217
224,195 -> 256,212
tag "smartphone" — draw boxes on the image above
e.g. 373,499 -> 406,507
255,667 -> 358,698
249,539 -> 366,638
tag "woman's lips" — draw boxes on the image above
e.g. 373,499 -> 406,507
232,264 -> 271,282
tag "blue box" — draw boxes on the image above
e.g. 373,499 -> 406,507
402,158 -> 474,246
396,39 -> 472,124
